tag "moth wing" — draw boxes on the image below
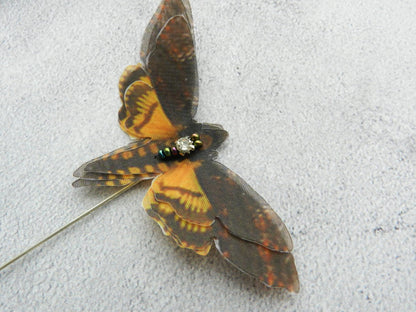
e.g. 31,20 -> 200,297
118,0 -> 198,139
143,159 -> 298,291
141,0 -> 195,64
119,79 -> 181,140
197,161 -> 298,291
72,173 -> 156,187
73,139 -> 169,187
118,64 -> 149,106
199,161 -> 294,252
143,187 -> 213,256
148,159 -> 215,226
146,13 -> 198,125
147,159 -> 293,251
214,225 -> 299,292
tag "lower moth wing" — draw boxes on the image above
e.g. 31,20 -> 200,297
149,159 -> 215,226
146,159 -> 294,250
144,158 -> 298,291
73,139 -> 171,187
143,188 -> 213,256
214,224 -> 299,292
73,172 -> 156,187
74,140 -> 148,174
195,161 -> 293,252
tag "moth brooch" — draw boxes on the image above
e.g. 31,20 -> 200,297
73,0 -> 299,292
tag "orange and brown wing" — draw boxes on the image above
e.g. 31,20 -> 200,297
214,225 -> 299,292
196,161 -> 293,252
73,139 -> 171,187
118,0 -> 198,140
72,172 -> 155,187
73,124 -> 227,187
146,14 -> 198,126
141,0 -> 198,119
149,159 -> 214,226
143,188 -> 213,256
119,77 -> 180,140
143,159 -> 298,292
142,160 -> 214,256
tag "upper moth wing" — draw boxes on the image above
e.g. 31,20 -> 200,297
144,159 -> 298,291
118,0 -> 198,139
118,64 -> 150,105
120,78 -> 180,140
141,0 -> 195,64
146,14 -> 198,126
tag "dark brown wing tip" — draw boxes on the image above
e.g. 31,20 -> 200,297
214,225 -> 299,293
265,268 -> 300,293
289,278 -> 300,293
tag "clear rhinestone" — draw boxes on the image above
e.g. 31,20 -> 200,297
175,136 -> 195,154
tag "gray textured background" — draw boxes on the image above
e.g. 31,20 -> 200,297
1,0 -> 415,311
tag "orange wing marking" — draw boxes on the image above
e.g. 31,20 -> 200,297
120,81 -> 179,139
143,189 -> 213,256
151,160 -> 213,225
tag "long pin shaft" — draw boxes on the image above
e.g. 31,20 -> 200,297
0,180 -> 141,272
